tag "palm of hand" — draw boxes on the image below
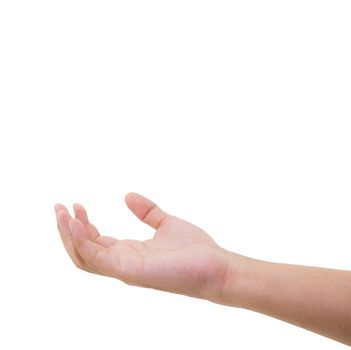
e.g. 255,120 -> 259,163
55,193 -> 228,300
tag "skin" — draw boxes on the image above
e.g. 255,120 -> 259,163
55,192 -> 351,345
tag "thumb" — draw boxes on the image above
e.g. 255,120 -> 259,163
125,192 -> 170,229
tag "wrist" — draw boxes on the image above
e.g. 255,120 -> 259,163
216,249 -> 268,309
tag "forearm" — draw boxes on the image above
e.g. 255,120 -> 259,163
219,251 -> 351,345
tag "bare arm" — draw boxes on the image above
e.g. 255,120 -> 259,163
221,252 -> 351,345
55,193 -> 351,345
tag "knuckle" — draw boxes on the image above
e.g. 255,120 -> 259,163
72,259 -> 85,270
142,204 -> 157,223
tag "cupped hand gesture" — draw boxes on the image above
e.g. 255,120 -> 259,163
55,193 -> 230,301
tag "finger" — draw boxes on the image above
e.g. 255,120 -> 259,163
55,204 -> 72,235
125,192 -> 170,230
73,203 -> 102,240
70,218 -> 121,277
73,203 -> 89,224
73,203 -> 119,248
54,204 -> 92,272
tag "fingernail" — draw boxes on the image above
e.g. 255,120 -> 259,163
68,219 -> 73,234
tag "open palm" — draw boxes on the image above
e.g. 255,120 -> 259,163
55,193 -> 229,300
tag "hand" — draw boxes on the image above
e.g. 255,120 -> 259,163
55,193 -> 232,302
55,193 -> 351,344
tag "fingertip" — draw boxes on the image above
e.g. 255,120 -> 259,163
125,192 -> 148,210
73,203 -> 82,215
54,204 -> 70,224
73,203 -> 89,223
73,202 -> 83,210
125,192 -> 138,204
55,203 -> 66,212
72,203 -> 79,216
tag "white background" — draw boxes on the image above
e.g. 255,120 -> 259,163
0,1 -> 350,349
